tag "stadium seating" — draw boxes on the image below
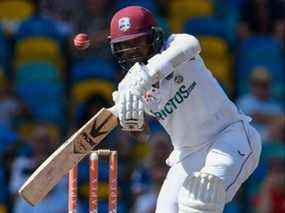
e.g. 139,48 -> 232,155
17,81 -> 63,99
225,0 -> 246,7
132,142 -> 151,160
36,106 -> 65,124
0,29 -> 8,70
0,67 -> 5,87
0,124 -> 18,156
238,36 -> 284,76
237,36 -> 284,96
71,59 -> 116,83
199,36 -> 228,57
169,0 -> 214,32
0,0 -> 35,35
16,82 -> 64,105
199,36 -> 233,93
15,61 -> 65,124
183,17 -> 227,40
182,17 -> 235,93
72,79 -> 114,105
212,0 -> 243,15
16,15 -> 63,42
17,121 -> 61,144
14,37 -> 64,71
15,61 -> 62,88
15,62 -> 61,84
115,0 -> 157,13
0,204 -> 6,213
0,167 -> 7,212
70,57 -> 116,117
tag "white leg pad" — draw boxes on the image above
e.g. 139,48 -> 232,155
178,172 -> 226,213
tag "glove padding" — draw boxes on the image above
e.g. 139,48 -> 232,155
112,62 -> 155,131
113,90 -> 144,131
121,62 -> 157,96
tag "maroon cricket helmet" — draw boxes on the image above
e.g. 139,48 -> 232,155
109,6 -> 157,43
109,6 -> 164,71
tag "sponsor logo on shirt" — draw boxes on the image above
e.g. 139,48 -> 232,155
151,81 -> 197,120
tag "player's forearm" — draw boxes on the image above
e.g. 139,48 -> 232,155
146,34 -> 201,82
122,35 -> 201,97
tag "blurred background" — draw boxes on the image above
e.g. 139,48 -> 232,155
0,0 -> 284,212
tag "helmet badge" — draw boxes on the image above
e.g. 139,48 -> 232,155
118,17 -> 131,32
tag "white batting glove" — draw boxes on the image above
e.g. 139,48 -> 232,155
112,90 -> 144,131
125,62 -> 159,96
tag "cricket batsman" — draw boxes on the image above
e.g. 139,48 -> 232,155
109,6 -> 262,213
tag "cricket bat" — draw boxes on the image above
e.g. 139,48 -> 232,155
18,107 -> 118,206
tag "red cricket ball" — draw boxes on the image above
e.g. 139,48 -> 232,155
73,33 -> 90,50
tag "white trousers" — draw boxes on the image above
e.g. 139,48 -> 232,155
155,121 -> 262,213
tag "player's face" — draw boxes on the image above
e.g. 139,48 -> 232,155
112,35 -> 154,70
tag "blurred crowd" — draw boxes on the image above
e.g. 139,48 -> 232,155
0,0 -> 284,212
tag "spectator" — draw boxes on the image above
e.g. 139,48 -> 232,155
0,123 -> 20,212
131,133 -> 171,213
10,124 -> 72,212
0,81 -> 24,129
132,165 -> 166,213
254,158 -> 285,213
237,67 -> 284,140
0,166 -> 7,210
274,18 -> 285,43
267,116 -> 285,142
238,0 -> 285,40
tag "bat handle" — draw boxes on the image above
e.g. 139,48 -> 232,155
108,106 -> 118,117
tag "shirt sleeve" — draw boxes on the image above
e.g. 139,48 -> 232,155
146,34 -> 201,80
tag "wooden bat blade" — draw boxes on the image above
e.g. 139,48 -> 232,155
18,107 -> 118,206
